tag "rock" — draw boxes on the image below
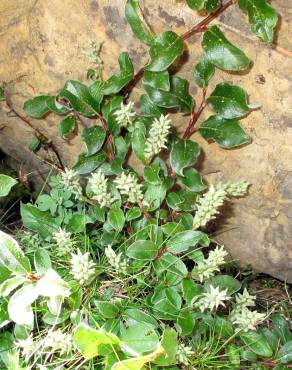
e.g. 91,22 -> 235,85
0,1 -> 291,281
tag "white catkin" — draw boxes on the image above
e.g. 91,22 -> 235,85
88,169 -> 113,208
114,172 -> 143,204
114,101 -> 136,128
70,249 -> 96,285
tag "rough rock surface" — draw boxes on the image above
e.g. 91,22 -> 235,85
0,1 -> 291,281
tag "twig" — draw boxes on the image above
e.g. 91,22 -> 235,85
4,91 -> 65,171
122,0 -> 236,96
183,88 -> 207,139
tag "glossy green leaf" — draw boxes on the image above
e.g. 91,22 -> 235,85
167,230 -> 208,253
182,279 -> 204,305
46,98 -> 70,114
59,80 -> 99,116
143,184 -> 167,211
240,331 -> 273,358
95,301 -> 119,319
207,82 -> 254,119
143,70 -> 170,92
140,94 -> 165,118
125,0 -> 155,45
132,127 -> 146,162
186,0 -> 204,9
180,168 -> 206,192
154,253 -> 188,285
146,31 -> 184,72
34,249 -> 51,275
73,324 -> 120,359
120,321 -> 159,354
0,230 -> 31,275
177,311 -> 196,336
207,275 -> 241,294
67,213 -> 93,233
277,341 -> 292,364
144,163 -> 162,185
73,152 -> 106,175
203,26 -> 250,71
170,138 -> 200,176
186,0 -> 220,11
126,240 -> 158,261
108,208 -> 125,232
154,328 -> 178,365
0,276 -> 25,297
272,315 -> 292,345
0,175 -> 17,197
82,125 -> 106,156
126,207 -> 142,221
194,56 -> 215,88
21,203 -> 59,238
161,222 -> 185,236
59,116 -> 76,139
145,76 -> 193,113
199,115 -> 251,148
238,0 -> 278,43
100,52 -> 134,95
23,96 -> 52,118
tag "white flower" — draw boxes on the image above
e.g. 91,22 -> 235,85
70,249 -> 95,285
105,245 -> 127,275
223,181 -> 249,197
196,285 -> 230,312
176,343 -> 194,365
114,101 -> 136,128
16,335 -> 35,361
193,184 -> 227,230
193,246 -> 228,282
235,288 -> 256,308
43,329 -> 72,355
231,307 -> 265,332
114,172 -> 143,204
52,228 -> 75,256
88,169 -> 113,208
60,168 -> 82,198
144,114 -> 171,160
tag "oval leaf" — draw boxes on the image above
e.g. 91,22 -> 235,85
0,175 -> 17,197
126,240 -> 158,261
170,138 -> 200,176
82,125 -> 106,156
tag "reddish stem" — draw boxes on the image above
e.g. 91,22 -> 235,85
183,88 -> 207,139
97,112 -> 116,160
122,0 -> 236,96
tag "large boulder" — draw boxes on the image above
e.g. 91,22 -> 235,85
0,1 -> 291,281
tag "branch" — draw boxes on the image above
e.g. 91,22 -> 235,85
183,88 -> 207,139
4,91 -> 65,171
122,0 -> 236,96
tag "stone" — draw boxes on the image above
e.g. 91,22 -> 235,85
0,1 -> 291,281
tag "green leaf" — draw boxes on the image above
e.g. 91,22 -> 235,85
199,115 -> 251,148
143,184 -> 167,211
120,321 -> 159,354
126,207 -> 142,221
73,152 -> 106,175
194,56 -> 215,88
108,208 -> 125,232
28,137 -> 41,152
182,279 -> 204,305
0,175 -> 17,197
46,98 -> 70,114
161,222 -> 185,236
240,331 -> 273,358
73,324 -> 120,359
140,94 -> 165,118
0,231 -> 31,275
59,116 -> 76,139
272,315 -> 292,345
151,287 -> 181,320
207,275 -> 241,294
126,240 -> 158,261
21,203 -> 59,238
277,341 -> 292,364
23,96 -> 52,118
100,52 -> 134,95
146,31 -> 184,72
0,85 -> 5,101
177,311 -> 196,336
180,168 -> 206,192
238,0 -> 278,43
143,70 -> 170,92
67,213 -> 93,233
154,328 -> 178,365
203,26 -> 250,71
132,127 -> 146,162
34,249 -> 51,275
124,308 -> 158,327
59,80 -> 99,116
170,138 -> 200,176
144,163 -> 162,185
154,253 -> 188,285
207,82 -> 254,119
186,0 -> 204,9
95,301 -> 119,319
82,126 -> 106,156
0,276 -> 25,297
145,76 -> 193,113
112,346 -> 164,370
125,0 -> 155,46
167,230 -> 208,253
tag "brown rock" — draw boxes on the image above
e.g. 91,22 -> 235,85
0,1 -> 291,281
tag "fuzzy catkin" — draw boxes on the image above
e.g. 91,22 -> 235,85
144,114 -> 171,160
